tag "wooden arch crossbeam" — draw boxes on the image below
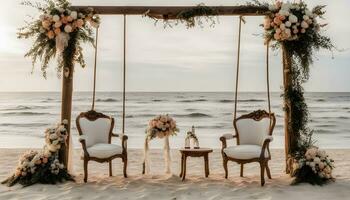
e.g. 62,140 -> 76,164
71,5 -> 269,17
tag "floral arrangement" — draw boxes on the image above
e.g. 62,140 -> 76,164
1,120 -> 74,187
18,0 -> 100,78
264,1 -> 321,42
146,115 -> 179,140
291,147 -> 334,185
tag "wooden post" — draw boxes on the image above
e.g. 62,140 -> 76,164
282,45 -> 294,174
60,66 -> 74,167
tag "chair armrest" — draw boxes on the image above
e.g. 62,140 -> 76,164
112,133 -> 128,153
220,134 -> 237,149
260,136 -> 273,159
78,135 -> 90,157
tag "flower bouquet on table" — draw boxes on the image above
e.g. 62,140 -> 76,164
291,146 -> 335,185
146,114 -> 179,140
1,120 -> 74,187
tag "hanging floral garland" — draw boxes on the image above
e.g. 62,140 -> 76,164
2,120 -> 74,187
262,1 -> 335,185
18,0 -> 100,78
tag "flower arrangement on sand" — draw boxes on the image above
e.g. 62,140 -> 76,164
291,146 -> 334,185
18,0 -> 100,78
2,120 -> 74,187
146,115 -> 179,140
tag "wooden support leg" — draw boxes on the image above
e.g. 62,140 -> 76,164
123,157 -> 128,178
109,160 -> 113,177
259,161 -> 266,186
83,158 -> 88,183
204,154 -> 209,177
223,157 -> 228,179
179,154 -> 184,177
182,156 -> 187,181
142,162 -> 145,175
240,164 -> 244,177
266,161 -> 272,179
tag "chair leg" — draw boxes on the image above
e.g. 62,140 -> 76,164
259,161 -> 266,186
123,157 -> 128,178
223,158 -> 228,179
109,160 -> 113,177
240,164 -> 244,177
83,158 -> 88,183
266,161 -> 272,179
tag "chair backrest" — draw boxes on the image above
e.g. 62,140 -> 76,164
76,110 -> 114,147
234,110 -> 276,146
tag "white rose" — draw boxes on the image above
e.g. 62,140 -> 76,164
289,14 -> 298,23
285,21 -> 291,27
314,157 -> 321,163
54,21 -> 62,28
53,15 -> 60,22
280,23 -> 286,30
64,25 -> 73,33
301,21 -> 309,29
62,119 -> 68,124
57,8 -> 65,13
309,162 -> 315,168
70,11 -> 78,20
303,15 -> 309,21
268,5 -> 277,11
318,162 -> 325,169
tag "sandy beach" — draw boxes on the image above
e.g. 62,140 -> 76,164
0,148 -> 349,200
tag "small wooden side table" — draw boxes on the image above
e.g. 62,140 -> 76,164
179,148 -> 213,181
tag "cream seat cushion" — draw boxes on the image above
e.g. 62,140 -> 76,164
84,143 -> 123,159
223,145 -> 268,160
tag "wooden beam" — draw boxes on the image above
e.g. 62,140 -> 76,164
70,6 -> 269,17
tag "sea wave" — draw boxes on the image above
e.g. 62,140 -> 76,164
0,123 -> 50,127
0,105 -> 47,111
177,99 -> 208,103
96,98 -> 118,102
173,113 -> 212,118
1,112 -> 52,116
219,99 -> 265,103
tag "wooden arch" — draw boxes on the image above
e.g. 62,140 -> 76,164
60,5 -> 294,172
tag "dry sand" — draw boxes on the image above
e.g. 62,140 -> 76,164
0,149 -> 349,200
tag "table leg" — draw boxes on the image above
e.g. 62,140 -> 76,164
182,155 -> 187,181
204,154 -> 209,177
179,154 -> 184,177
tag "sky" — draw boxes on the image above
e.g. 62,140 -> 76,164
0,0 -> 349,92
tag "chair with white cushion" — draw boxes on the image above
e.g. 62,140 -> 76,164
76,110 -> 128,182
220,110 -> 276,186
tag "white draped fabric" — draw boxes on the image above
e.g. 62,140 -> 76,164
143,136 -> 172,174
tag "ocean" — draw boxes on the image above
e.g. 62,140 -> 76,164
0,92 -> 349,149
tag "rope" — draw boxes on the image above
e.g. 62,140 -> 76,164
91,27 -> 99,111
266,40 -> 272,129
234,16 -> 243,120
122,14 -> 127,134
266,41 -> 271,115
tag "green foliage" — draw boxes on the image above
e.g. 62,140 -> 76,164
292,165 -> 333,185
146,3 -> 219,28
18,0 -> 98,78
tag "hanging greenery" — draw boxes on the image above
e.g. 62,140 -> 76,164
18,0 -> 100,78
145,3 -> 218,28
262,1 -> 335,185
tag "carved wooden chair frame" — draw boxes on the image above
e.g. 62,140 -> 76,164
220,110 -> 276,186
76,110 -> 128,182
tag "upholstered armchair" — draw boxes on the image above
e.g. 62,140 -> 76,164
76,110 -> 128,182
220,110 -> 276,186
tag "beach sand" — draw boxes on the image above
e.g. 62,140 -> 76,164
0,149 -> 349,200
